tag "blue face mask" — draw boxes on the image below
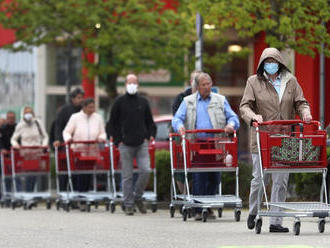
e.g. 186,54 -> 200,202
264,62 -> 279,75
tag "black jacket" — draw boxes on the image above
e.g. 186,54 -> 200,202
107,93 -> 157,146
0,123 -> 16,150
172,87 -> 192,115
54,103 -> 81,142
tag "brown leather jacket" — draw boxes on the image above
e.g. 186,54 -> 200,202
240,48 -> 311,152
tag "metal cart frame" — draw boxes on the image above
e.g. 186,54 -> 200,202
254,120 -> 329,235
169,129 -> 242,222
109,140 -> 157,213
55,141 -> 113,212
10,146 -> 52,210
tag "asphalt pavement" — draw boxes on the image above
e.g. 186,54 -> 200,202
0,206 -> 329,248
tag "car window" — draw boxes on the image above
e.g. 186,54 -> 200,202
155,121 -> 171,141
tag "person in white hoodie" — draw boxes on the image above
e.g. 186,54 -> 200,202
11,106 -> 49,192
63,98 -> 106,192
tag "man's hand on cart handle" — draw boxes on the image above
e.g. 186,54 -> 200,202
53,140 -> 61,147
179,126 -> 186,136
224,124 -> 235,134
97,137 -> 106,143
302,113 -> 312,123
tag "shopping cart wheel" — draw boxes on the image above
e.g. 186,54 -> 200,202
46,201 -> 51,210
179,205 -> 183,215
218,208 -> 223,218
170,206 -> 175,218
56,201 -> 60,211
294,221 -> 301,236
202,210 -> 208,223
65,203 -> 70,212
110,203 -> 116,213
182,208 -> 188,221
86,203 -> 91,212
235,210 -> 241,222
255,218 -> 262,234
318,219 -> 325,233
105,202 -> 110,211
151,204 -> 157,213
23,202 -> 28,210
11,201 -> 16,210
94,202 -> 98,209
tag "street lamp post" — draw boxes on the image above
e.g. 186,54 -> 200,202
195,12 -> 203,71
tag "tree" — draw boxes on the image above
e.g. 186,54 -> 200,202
189,0 -> 330,65
0,0 -> 194,99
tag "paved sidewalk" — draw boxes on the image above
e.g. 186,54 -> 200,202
0,207 -> 329,248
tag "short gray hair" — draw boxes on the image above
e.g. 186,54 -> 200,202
195,72 -> 212,87
190,70 -> 202,90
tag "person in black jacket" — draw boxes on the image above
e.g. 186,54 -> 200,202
52,88 -> 84,192
53,88 -> 85,147
172,70 -> 201,115
171,70 -> 200,194
0,111 -> 16,153
107,74 -> 156,216
0,111 -> 17,195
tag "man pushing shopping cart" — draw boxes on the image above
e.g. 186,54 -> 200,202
172,72 -> 240,221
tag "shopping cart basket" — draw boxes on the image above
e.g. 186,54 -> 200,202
169,129 -> 242,222
254,120 -> 329,235
109,140 -> 157,213
55,140 -> 112,212
10,146 -> 52,209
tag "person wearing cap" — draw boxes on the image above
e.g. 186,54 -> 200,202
240,47 -> 312,233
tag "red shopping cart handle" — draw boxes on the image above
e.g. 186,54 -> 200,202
12,146 -> 49,150
65,140 -> 105,145
252,120 -> 320,127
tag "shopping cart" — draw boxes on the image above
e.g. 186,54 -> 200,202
55,141 -> 113,212
169,129 -> 242,222
109,140 -> 157,213
10,146 -> 52,209
0,151 -> 13,207
254,120 -> 329,235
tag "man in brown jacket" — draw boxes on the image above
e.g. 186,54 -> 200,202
240,47 -> 312,232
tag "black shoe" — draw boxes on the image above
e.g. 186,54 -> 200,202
247,214 -> 256,229
125,206 -> 134,216
135,200 -> 147,214
269,224 -> 289,233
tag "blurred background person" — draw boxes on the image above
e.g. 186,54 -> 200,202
52,87 -> 84,192
62,98 -> 106,193
11,106 -> 49,193
0,111 -> 17,196
171,70 -> 201,194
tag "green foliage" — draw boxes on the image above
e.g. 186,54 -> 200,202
0,0 -> 194,98
292,173 -> 323,201
189,0 -> 330,57
222,160 -> 252,205
155,149 -> 171,201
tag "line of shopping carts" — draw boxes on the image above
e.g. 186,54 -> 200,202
168,121 -> 330,235
0,140 -> 157,213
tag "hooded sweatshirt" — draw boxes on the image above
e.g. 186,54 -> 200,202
239,47 -> 311,152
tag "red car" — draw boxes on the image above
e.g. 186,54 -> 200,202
153,115 -> 172,151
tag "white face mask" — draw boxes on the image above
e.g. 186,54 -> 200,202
24,113 -> 33,122
126,83 -> 138,95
